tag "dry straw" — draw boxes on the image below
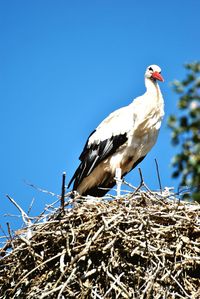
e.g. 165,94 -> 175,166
0,176 -> 200,299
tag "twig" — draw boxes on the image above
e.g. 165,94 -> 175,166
59,249 -> 66,273
133,168 -> 153,194
6,223 -> 13,247
27,197 -> 35,216
40,285 -> 63,299
0,225 -> 9,241
138,167 -> 144,185
6,195 -> 32,227
92,288 -> 104,299
122,179 -> 137,191
104,268 -> 130,298
24,180 -> 61,199
0,240 -> 12,257
57,268 -> 77,299
155,158 -> 162,193
1,185 -> 199,298
12,250 -> 67,295
60,172 -> 66,215
103,272 -> 126,298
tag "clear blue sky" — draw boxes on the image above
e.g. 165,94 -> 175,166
1,1 -> 200,232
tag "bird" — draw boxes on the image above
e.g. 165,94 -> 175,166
68,64 -> 164,197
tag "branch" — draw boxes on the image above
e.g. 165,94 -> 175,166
6,195 -> 32,227
155,158 -> 162,193
60,172 -> 66,215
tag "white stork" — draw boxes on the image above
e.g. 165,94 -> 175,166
68,64 -> 164,197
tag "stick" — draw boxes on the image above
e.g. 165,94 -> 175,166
24,180 -> 60,199
12,250 -> 67,295
155,158 -> 162,193
60,172 -> 66,215
115,168 -> 122,198
27,197 -> 35,216
6,222 -> 13,242
133,168 -> 154,195
139,168 -> 144,185
6,195 -> 32,226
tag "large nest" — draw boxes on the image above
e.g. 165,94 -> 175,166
0,186 -> 200,299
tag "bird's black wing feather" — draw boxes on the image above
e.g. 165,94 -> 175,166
68,132 -> 128,190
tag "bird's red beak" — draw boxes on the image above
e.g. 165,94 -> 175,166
151,71 -> 164,82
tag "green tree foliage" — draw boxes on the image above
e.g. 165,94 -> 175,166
168,62 -> 200,201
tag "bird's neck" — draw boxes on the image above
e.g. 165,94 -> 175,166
144,77 -> 162,101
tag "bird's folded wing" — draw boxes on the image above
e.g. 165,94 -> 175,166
68,106 -> 134,189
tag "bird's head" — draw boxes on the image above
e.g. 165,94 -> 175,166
145,65 -> 164,82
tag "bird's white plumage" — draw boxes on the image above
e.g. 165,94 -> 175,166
88,106 -> 134,145
69,64 -> 165,196
88,64 -> 164,147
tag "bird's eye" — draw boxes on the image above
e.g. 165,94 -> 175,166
149,67 -> 153,71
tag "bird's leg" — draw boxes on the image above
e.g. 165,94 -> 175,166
115,167 -> 122,198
